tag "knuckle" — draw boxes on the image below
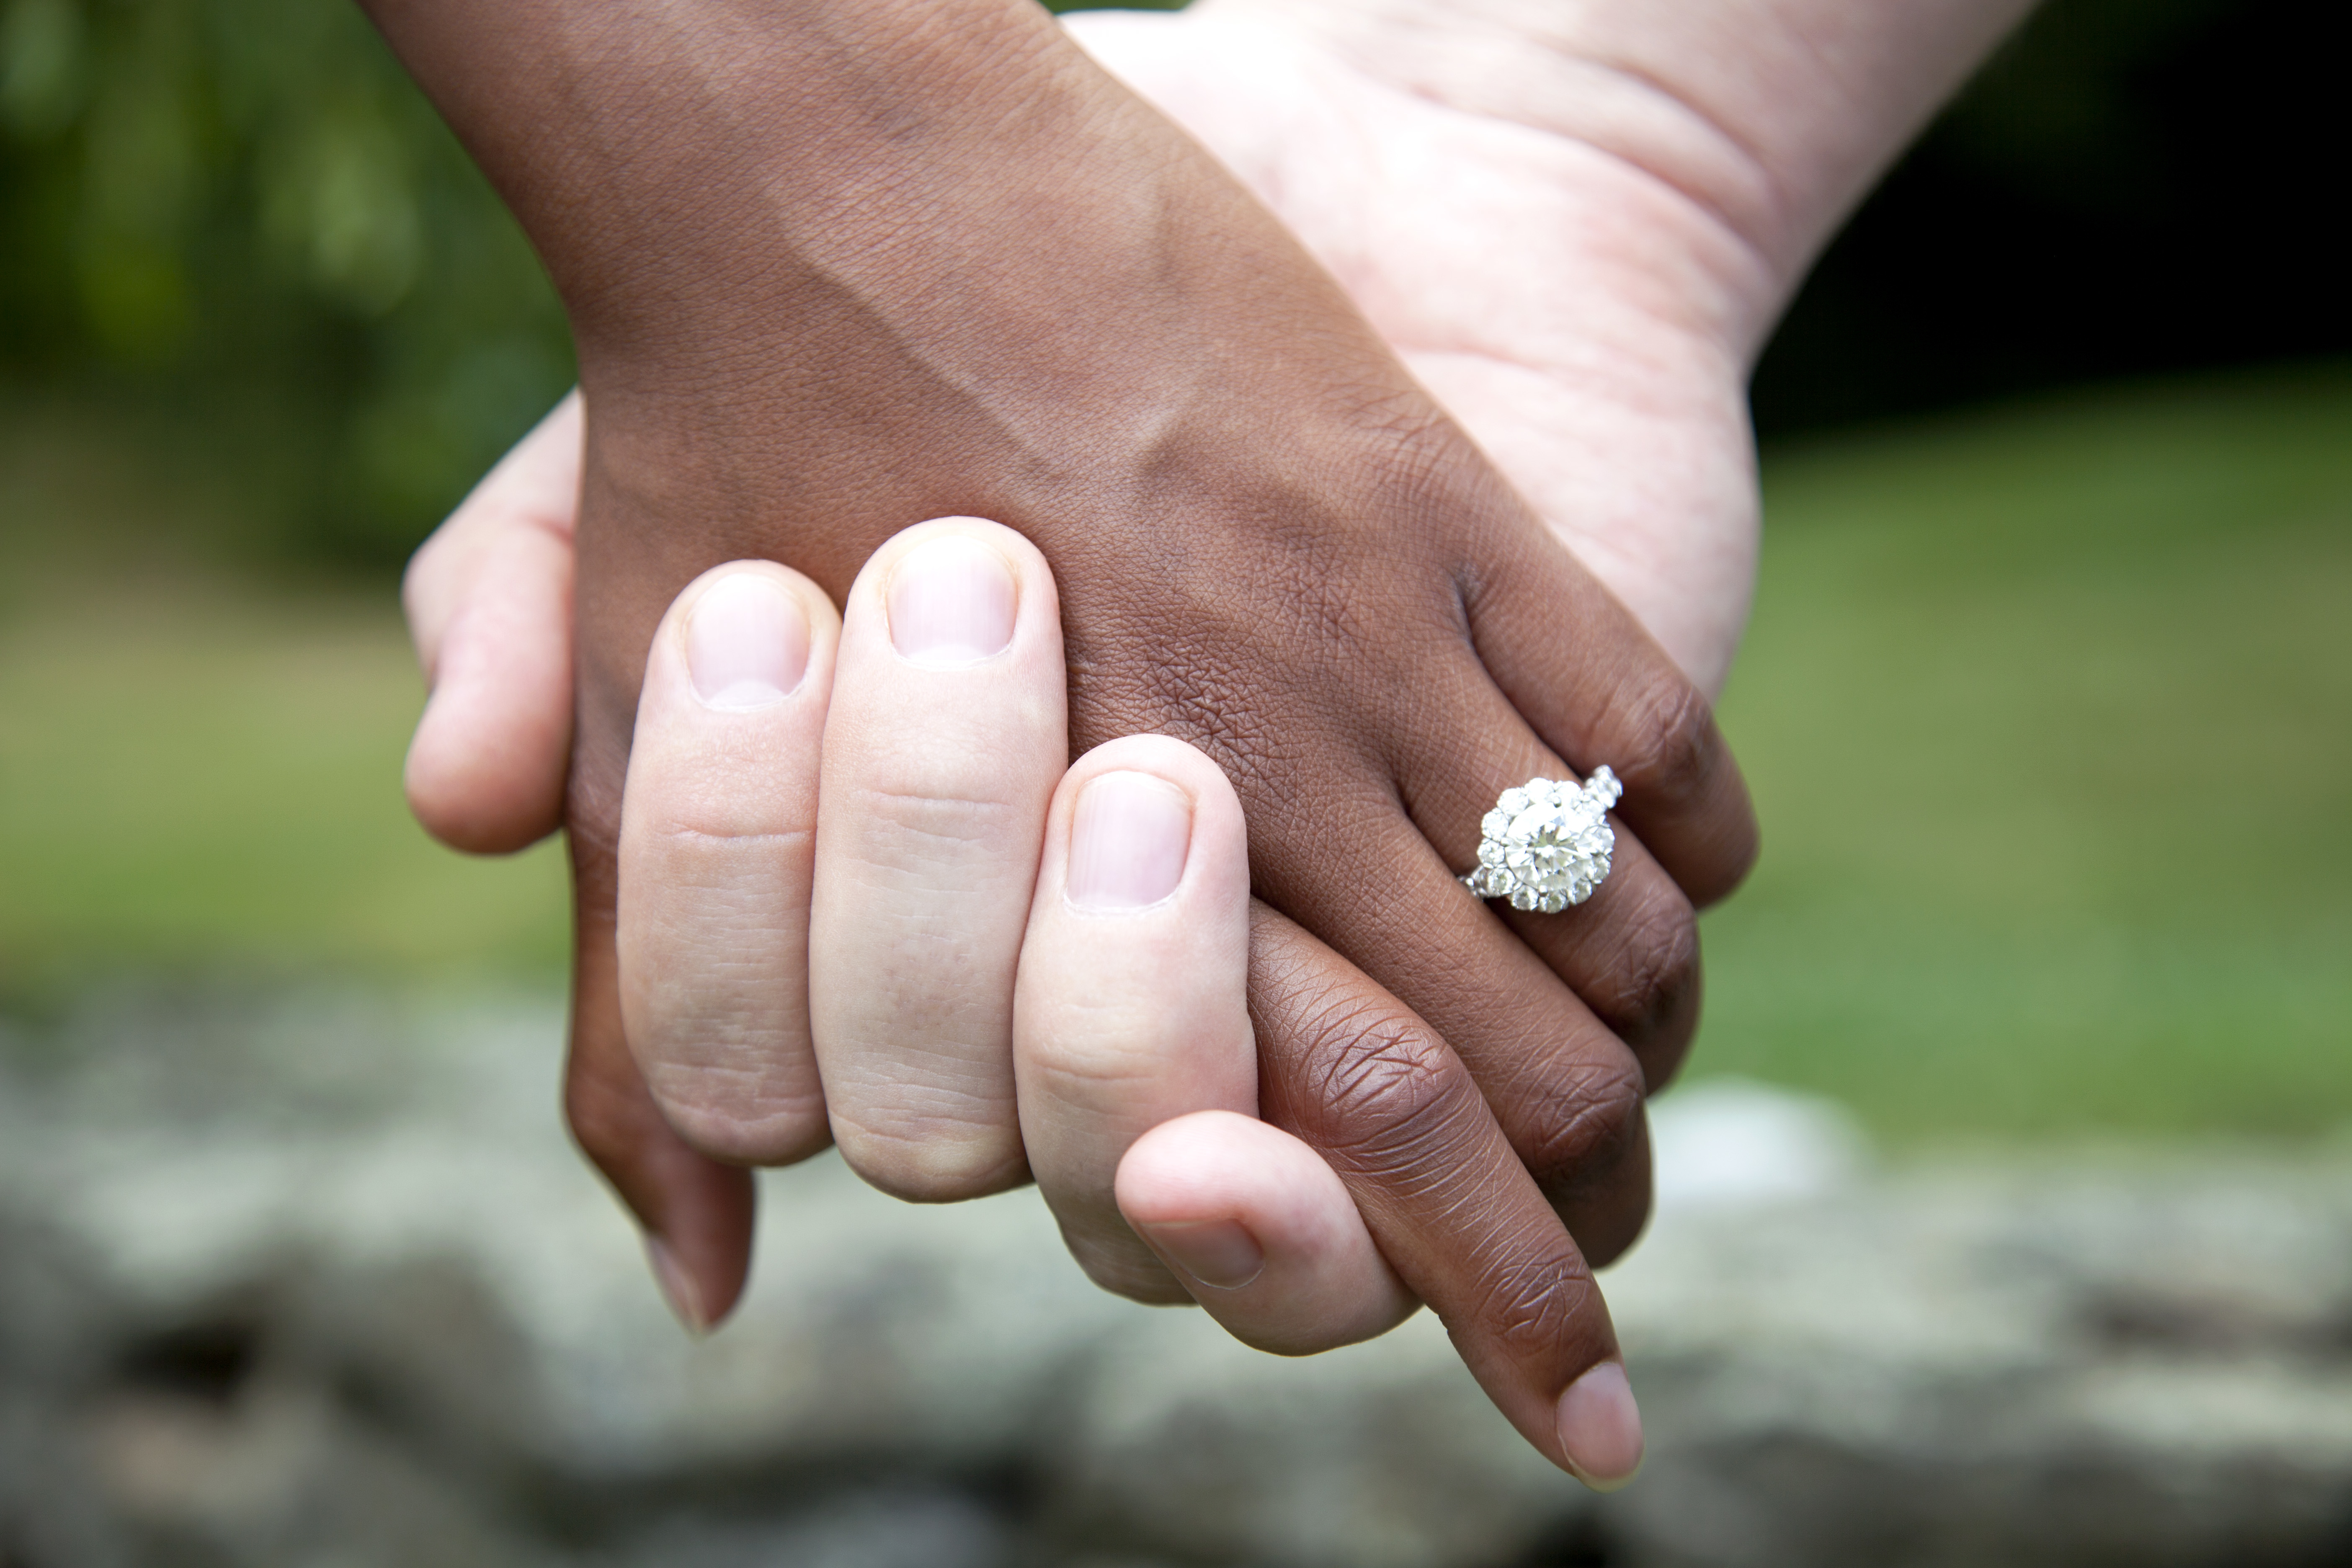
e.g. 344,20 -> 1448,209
1607,671 -> 1718,807
1517,1056 -> 1647,1193
1477,1250 -> 1604,1362
1285,993 -> 1473,1180
843,783 -> 1021,859
1025,1043 -> 1162,1108
655,1083 -> 830,1168
1588,890 -> 1701,1046
833,1118 -> 1029,1204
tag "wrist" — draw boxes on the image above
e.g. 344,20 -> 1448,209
1201,0 -> 2030,336
364,0 -> 1104,356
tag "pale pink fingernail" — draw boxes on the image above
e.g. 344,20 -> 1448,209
686,575 -> 810,709
1139,1218 -> 1265,1290
887,535 -> 1016,666
1067,771 -> 1192,912
645,1235 -> 710,1338
1556,1360 -> 1645,1490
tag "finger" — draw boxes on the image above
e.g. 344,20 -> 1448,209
1013,734 -> 1254,1300
402,391 -> 581,854
1020,737 -> 1418,1354
1117,1109 -> 1418,1355
1232,684 -> 1662,1265
1393,659 -> 1703,1093
617,562 -> 843,1165
810,517 -> 1068,1200
567,822 -> 757,1333
1249,904 -> 1646,1489
1466,529 -> 1759,910
1310,809 -> 1663,1267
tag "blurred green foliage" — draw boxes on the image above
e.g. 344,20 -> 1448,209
6,366 -> 2345,1142
5,0 -> 2328,564
0,0 -> 1171,568
1704,365 -> 2352,1141
0,0 -> 572,565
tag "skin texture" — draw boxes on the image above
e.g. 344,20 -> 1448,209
620,541 -> 1424,1364
378,0 -> 2028,1480
369,0 -> 1753,1476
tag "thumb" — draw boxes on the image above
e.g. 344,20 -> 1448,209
403,391 -> 582,854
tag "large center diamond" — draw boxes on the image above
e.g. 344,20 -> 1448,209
1465,769 -> 1620,913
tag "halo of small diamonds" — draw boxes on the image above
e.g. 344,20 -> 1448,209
1460,767 -> 1622,913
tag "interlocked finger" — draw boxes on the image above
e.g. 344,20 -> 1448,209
810,518 -> 1069,1200
616,561 -> 843,1166
1017,734 -> 1418,1347
1012,735 -> 1255,1299
1395,663 -> 1703,1095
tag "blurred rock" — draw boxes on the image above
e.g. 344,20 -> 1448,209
4,987 -> 2352,1566
1645,1078 -> 1869,1214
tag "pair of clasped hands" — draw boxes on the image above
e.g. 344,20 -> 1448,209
369,0 -> 2019,1495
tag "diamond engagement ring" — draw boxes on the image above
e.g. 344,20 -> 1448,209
1461,767 -> 1622,912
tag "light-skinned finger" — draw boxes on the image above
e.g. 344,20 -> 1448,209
403,391 -> 581,853
617,561 -> 843,1166
809,517 -> 1068,1201
1117,1109 -> 1418,1354
1013,735 -> 1253,1300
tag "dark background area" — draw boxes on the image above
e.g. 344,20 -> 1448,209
1,0 -> 2346,565
1751,0 -> 2352,436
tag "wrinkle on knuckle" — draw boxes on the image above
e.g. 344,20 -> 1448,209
1027,1046 -> 1161,1104
851,783 -> 1021,841
1588,892 -> 1700,1040
1516,1056 -> 1646,1189
1605,671 -> 1718,807
1286,1000 -> 1475,1188
1478,1250 -> 1602,1361
657,823 -> 814,853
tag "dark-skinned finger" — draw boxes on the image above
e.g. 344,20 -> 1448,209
1388,662 -> 1703,1092
567,792 -> 756,1332
1248,903 -> 1646,1489
1248,774 -> 1658,1267
1463,524 -> 1759,910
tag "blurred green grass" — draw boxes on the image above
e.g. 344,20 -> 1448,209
0,366 -> 2345,1140
1703,364 -> 2352,1141
0,392 -> 570,994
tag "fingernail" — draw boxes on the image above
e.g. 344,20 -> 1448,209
687,575 -> 810,709
645,1235 -> 710,1337
887,535 -> 1016,666
1067,771 -> 1193,911
1556,1361 -> 1645,1490
1139,1219 -> 1265,1290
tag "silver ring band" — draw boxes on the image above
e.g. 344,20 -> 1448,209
1461,766 -> 1621,913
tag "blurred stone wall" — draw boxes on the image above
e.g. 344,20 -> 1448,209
4,992 -> 2352,1568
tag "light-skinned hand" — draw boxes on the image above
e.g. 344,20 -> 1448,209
623,524 -> 1431,1370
